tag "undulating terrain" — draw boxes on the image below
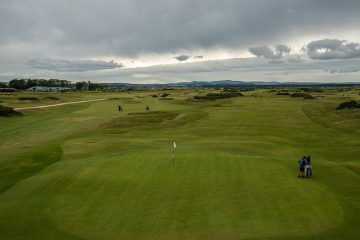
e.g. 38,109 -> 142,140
0,88 -> 359,240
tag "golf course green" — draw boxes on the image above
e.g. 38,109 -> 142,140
0,88 -> 359,240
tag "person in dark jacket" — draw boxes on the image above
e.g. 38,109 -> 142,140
298,156 -> 306,178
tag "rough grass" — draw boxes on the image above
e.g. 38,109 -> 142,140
44,96 -> 60,100
18,96 -> 40,100
0,104 -> 21,117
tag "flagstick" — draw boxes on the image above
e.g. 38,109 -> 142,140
172,141 -> 176,167
173,148 -> 175,166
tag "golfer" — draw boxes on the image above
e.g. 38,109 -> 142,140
298,156 -> 306,178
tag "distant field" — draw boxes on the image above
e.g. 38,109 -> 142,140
0,87 -> 359,240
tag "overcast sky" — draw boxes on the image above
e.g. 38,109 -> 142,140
1,0 -> 360,83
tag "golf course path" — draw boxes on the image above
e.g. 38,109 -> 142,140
14,98 -> 108,110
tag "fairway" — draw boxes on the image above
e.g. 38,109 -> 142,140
0,89 -> 359,240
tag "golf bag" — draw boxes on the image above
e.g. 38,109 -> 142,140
305,166 -> 312,178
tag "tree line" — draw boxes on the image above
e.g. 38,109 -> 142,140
2,79 -> 105,91
75,81 -> 106,91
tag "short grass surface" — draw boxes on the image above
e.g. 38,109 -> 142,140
0,88 -> 359,240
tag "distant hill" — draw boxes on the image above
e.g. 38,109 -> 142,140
105,80 -> 360,89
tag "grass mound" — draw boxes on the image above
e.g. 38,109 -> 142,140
0,104 -> 21,117
290,92 -> 315,99
0,142 -> 61,192
336,100 -> 360,110
18,96 -> 39,100
103,111 -> 180,129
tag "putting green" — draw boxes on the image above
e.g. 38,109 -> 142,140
0,89 -> 359,240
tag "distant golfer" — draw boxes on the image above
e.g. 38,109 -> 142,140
298,156 -> 306,178
146,105 -> 150,111
118,105 -> 122,111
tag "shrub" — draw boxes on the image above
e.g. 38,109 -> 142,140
303,94 -> 315,99
45,96 -> 59,100
18,97 -> 39,100
161,93 -> 170,97
0,105 -> 21,117
152,94 -> 158,98
336,100 -> 360,110
311,88 -> 323,92
290,93 -> 315,99
240,88 -> 255,92
290,93 -> 307,98
299,87 -> 323,92
276,92 -> 290,95
223,88 -> 239,93
194,92 -> 243,100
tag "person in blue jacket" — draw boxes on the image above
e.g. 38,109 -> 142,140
298,156 -> 306,178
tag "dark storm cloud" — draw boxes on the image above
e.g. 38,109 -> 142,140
276,45 -> 291,55
306,39 -> 360,60
27,59 -> 122,72
1,0 -> 360,83
249,46 -> 278,59
1,0 -> 360,58
249,45 -> 290,59
175,55 -> 191,62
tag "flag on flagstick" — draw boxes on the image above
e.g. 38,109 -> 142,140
173,141 -> 176,166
